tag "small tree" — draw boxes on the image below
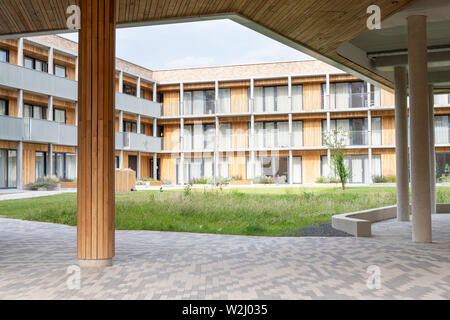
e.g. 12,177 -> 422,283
323,128 -> 352,190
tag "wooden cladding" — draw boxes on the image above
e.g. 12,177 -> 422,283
77,0 -> 116,261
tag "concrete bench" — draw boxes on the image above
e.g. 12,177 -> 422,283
332,206 -> 397,237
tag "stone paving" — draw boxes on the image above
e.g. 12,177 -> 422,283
0,215 -> 449,300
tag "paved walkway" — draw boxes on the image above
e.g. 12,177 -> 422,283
0,215 -> 449,300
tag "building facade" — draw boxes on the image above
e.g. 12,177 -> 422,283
0,35 -> 449,189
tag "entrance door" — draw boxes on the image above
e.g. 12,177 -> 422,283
150,158 -> 161,180
128,155 -> 137,176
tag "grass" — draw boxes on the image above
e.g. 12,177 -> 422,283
1,186 -> 450,237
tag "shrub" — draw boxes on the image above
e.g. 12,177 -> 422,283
385,176 -> 396,183
189,178 -> 208,185
25,176 -> 60,191
207,177 -> 231,186
316,176 -> 340,184
252,176 -> 274,184
230,176 -> 243,181
162,179 -> 172,185
372,176 -> 388,183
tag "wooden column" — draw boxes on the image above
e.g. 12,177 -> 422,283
77,0 -> 116,266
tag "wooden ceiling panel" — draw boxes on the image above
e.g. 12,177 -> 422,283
0,0 -> 416,88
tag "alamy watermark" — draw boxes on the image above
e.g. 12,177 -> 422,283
66,5 -> 81,30
366,265 -> 382,290
66,265 -> 81,290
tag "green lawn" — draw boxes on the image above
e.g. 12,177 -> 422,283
1,186 -> 449,236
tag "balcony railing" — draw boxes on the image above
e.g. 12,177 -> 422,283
116,132 -> 162,153
0,116 -> 23,141
0,61 -> 77,101
23,118 -> 77,146
115,92 -> 161,118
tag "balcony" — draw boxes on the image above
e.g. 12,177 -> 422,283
115,92 -> 161,118
0,61 -> 77,101
116,132 -> 162,153
0,116 -> 23,141
23,118 -> 77,146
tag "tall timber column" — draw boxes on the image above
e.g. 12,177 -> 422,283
428,85 -> 436,214
408,15 -> 432,243
394,66 -> 410,221
78,0 -> 116,266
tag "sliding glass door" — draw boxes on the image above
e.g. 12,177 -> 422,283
0,149 -> 17,188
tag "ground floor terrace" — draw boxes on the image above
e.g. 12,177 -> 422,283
0,214 -> 449,300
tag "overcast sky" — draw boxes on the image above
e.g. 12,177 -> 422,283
60,19 -> 312,71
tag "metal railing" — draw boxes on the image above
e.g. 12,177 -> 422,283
23,118 -> 77,146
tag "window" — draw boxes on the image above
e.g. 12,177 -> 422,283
24,104 -> 46,119
435,115 -> 450,145
54,64 -> 66,78
52,153 -> 77,180
250,121 -> 301,149
370,84 -> 381,107
176,157 -> 216,184
123,84 -> 137,96
322,81 -> 367,109
54,109 -> 66,124
24,56 -> 48,72
140,88 -> 145,99
250,156 -> 288,184
115,156 -> 120,169
183,123 -> 217,151
321,118 -> 381,146
35,152 -> 47,180
123,121 -> 137,133
217,89 -> 231,114
183,90 -> 215,115
0,149 -> 17,189
253,86 -> 297,113
0,99 -> 8,116
219,123 -> 232,150
435,94 -> 450,107
320,154 -> 381,183
0,48 -> 9,63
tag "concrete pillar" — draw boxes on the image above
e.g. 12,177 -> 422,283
119,150 -> 124,169
394,67 -> 409,221
179,117 -> 184,185
408,15 -> 432,243
75,57 -> 79,81
153,118 -> 157,137
250,78 -> 254,113
17,89 -> 23,118
119,111 -> 123,132
429,85 -> 436,214
326,110 -> 331,172
288,76 -> 292,112
136,77 -> 141,98
17,38 -> 23,66
118,70 -> 123,93
75,102 -> 78,126
48,47 -> 54,75
180,82 -> 184,115
153,82 -> 157,102
47,96 -> 53,121
250,113 -> 255,178
77,0 -> 116,266
325,73 -> 330,110
137,115 -> 141,134
17,141 -> 23,189
214,116 -> 219,184
47,144 -> 53,176
137,152 -> 141,180
289,150 -> 293,184
153,153 -> 158,180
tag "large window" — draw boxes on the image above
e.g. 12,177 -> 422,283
322,81 -> 368,109
246,156 -> 302,183
0,149 -> 17,189
52,153 -> 77,181
54,64 -> 66,78
0,48 -> 9,63
35,151 -> 47,181
321,118 -> 382,146
123,120 -> 145,134
251,121 -> 303,149
0,99 -> 8,116
24,104 -> 46,119
435,115 -> 450,145
176,157 -> 216,184
53,108 -> 66,124
253,85 -> 302,113
183,123 -> 216,151
24,56 -> 48,73
320,154 -> 381,184
216,89 -> 231,114
123,84 -> 137,96
436,153 -> 450,179
435,94 -> 450,107
184,90 -> 216,115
